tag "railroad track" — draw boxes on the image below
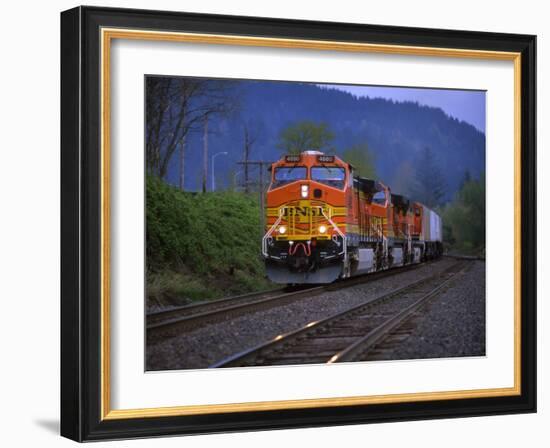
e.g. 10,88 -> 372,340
210,260 -> 467,368
444,253 -> 485,261
147,287 -> 291,325
147,261 -> 428,340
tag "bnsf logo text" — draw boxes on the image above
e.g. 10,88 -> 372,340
283,207 -> 326,217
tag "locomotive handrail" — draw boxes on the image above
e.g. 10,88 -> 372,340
369,220 -> 388,259
319,206 -> 347,261
262,208 -> 284,258
407,223 -> 413,255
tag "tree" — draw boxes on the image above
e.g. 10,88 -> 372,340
276,120 -> 334,155
342,143 -> 377,179
242,121 -> 261,193
145,77 -> 238,182
178,135 -> 187,190
441,175 -> 485,253
459,169 -> 472,189
411,147 -> 446,208
391,160 -> 416,197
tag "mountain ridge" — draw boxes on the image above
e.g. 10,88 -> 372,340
164,81 -> 485,202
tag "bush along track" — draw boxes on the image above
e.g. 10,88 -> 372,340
146,176 -> 274,309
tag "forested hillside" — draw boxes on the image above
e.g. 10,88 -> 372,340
161,80 -> 485,202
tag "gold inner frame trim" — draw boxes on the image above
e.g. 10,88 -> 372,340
100,27 -> 522,420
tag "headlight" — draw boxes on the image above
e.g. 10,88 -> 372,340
318,225 -> 327,234
278,226 -> 287,234
301,184 -> 308,198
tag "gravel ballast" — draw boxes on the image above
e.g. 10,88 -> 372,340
146,258 -> 471,370
363,260 -> 486,361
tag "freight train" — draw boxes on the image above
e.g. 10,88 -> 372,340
263,151 -> 442,284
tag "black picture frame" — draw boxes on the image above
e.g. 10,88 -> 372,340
61,5 -> 536,442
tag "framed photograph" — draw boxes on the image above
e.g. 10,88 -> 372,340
60,6 -> 536,441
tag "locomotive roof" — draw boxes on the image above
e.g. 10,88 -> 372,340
353,176 -> 383,194
391,193 -> 411,210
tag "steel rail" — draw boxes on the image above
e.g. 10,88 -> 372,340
147,261 -> 428,340
328,265 -> 467,363
210,261 -> 466,368
147,287 -> 290,325
147,285 -> 325,337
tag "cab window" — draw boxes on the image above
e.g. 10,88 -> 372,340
273,166 -> 307,187
372,191 -> 386,205
311,166 -> 346,189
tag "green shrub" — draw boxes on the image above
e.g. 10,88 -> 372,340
146,176 -> 273,306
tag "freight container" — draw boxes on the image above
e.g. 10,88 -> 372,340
422,206 -> 442,242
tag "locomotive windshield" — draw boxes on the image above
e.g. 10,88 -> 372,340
372,190 -> 386,205
273,166 -> 307,187
311,166 -> 346,189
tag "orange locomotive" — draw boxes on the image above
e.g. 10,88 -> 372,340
263,150 -> 442,284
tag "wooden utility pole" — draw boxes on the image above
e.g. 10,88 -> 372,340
243,127 -> 250,194
202,115 -> 209,193
258,164 -> 264,226
178,134 -> 186,190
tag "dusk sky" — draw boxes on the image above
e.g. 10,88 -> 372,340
320,84 -> 486,133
